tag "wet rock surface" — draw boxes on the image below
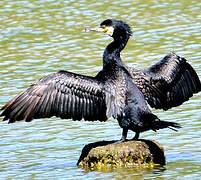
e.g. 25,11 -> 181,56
78,139 -> 165,170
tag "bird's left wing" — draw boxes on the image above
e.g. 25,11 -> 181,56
130,52 -> 201,110
1,70 -> 108,123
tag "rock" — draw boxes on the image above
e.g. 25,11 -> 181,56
77,139 -> 165,170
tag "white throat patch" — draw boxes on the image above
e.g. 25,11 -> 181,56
106,26 -> 114,36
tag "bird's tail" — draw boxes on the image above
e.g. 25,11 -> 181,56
140,112 -> 181,132
152,117 -> 181,131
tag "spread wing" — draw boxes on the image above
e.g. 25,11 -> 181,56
130,52 -> 201,110
1,70 -> 108,123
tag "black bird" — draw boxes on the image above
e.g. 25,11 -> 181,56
1,19 -> 200,141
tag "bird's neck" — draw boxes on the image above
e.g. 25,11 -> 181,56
103,36 -> 129,68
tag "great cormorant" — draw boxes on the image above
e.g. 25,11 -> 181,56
1,19 -> 200,140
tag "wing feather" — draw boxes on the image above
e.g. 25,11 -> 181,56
130,52 -> 201,110
1,71 -> 108,123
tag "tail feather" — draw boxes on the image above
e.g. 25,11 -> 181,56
153,118 -> 181,131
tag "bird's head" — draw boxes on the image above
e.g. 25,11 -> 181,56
85,19 -> 132,40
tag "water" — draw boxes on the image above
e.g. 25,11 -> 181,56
0,0 -> 201,179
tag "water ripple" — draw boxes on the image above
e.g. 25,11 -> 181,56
0,0 -> 201,179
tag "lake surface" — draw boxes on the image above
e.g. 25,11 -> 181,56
0,0 -> 201,179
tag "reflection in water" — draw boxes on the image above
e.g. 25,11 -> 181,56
0,0 -> 201,179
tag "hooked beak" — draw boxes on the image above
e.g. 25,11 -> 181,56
85,27 -> 106,32
85,26 -> 114,36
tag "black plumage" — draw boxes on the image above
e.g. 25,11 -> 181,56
119,72 -> 181,141
129,52 -> 201,110
1,19 -> 200,140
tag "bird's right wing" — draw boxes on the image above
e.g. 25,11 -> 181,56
1,70 -> 109,123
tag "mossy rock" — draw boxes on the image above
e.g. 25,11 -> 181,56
77,139 -> 165,170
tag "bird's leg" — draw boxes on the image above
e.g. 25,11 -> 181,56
114,128 -> 128,144
132,132 -> 139,140
120,128 -> 128,142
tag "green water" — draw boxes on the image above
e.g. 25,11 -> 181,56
0,0 -> 201,179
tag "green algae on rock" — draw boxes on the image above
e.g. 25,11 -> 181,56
78,140 -> 165,170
